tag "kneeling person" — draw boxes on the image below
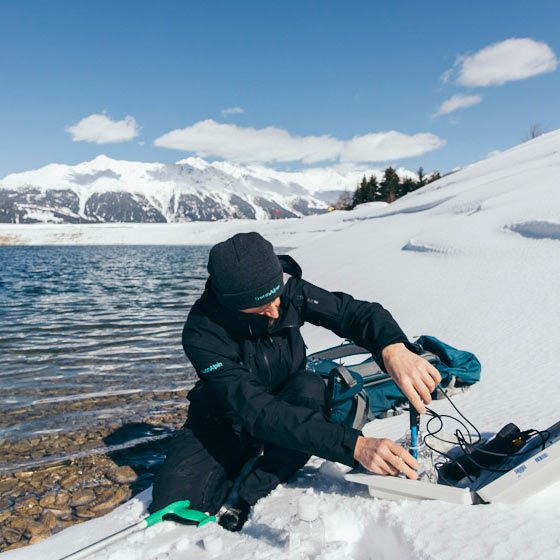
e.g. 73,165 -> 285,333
150,232 -> 440,530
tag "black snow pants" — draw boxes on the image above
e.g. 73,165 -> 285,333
149,370 -> 327,514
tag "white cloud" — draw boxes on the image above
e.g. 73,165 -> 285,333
433,94 -> 483,118
443,38 -> 558,87
154,119 -> 445,164
340,131 -> 444,162
221,106 -> 245,117
66,113 -> 140,144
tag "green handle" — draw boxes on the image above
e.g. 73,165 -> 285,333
145,500 -> 216,528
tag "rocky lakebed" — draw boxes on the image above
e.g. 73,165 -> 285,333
0,395 -> 189,552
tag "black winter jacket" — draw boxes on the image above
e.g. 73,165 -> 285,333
182,256 -> 411,467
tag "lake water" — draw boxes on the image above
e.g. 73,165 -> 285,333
0,245 -> 211,473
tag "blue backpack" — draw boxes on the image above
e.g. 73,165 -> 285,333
305,336 -> 481,430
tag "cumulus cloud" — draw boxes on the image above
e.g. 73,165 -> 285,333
339,131 -> 444,162
433,94 -> 483,118
443,38 -> 558,87
154,119 -> 444,164
221,106 -> 245,117
66,113 -> 140,144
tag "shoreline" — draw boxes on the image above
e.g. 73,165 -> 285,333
0,397 -> 188,552
0,208 -> 364,247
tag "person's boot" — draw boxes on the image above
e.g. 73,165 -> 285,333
218,498 -> 251,532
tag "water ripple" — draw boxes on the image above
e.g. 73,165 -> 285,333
0,245 -> 210,463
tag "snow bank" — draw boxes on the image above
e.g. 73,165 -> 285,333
5,131 -> 560,559
0,204 -> 388,248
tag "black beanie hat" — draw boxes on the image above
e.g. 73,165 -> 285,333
207,232 -> 284,310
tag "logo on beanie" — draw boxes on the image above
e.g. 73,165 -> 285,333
201,362 -> 223,374
254,284 -> 281,302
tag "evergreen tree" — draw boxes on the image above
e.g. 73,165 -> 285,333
398,177 -> 416,198
348,164 -> 442,208
365,175 -> 378,202
379,167 -> 400,202
417,167 -> 426,187
352,176 -> 367,208
427,171 -> 441,184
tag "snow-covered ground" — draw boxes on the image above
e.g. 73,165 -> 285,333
0,201 -> 389,248
5,130 -> 560,559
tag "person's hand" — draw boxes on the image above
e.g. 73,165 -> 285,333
381,342 -> 442,414
354,436 -> 419,479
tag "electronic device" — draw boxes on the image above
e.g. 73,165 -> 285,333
345,418 -> 560,505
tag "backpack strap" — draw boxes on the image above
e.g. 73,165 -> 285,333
327,365 -> 364,405
308,342 -> 370,361
352,391 -> 374,430
326,364 -> 373,430
330,364 -> 358,388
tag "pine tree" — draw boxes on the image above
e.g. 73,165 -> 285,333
427,171 -> 441,184
417,167 -> 426,187
379,167 -> 400,202
398,177 -> 416,198
348,164 -> 441,208
352,176 -> 367,207
365,175 -> 378,202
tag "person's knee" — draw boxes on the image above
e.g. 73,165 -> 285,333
151,463 -> 231,515
149,422 -> 240,515
280,371 -> 326,409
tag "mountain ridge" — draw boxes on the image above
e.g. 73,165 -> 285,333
0,156 -> 417,224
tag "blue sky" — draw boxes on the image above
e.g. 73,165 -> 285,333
1,0 -> 559,178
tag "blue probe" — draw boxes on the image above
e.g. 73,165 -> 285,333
409,404 -> 420,466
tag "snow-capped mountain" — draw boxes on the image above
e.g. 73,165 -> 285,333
0,156 -> 416,224
0,155 -> 414,223
0,156 -> 319,223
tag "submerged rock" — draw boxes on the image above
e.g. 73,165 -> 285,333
60,474 -> 82,490
70,488 -> 96,506
0,417 -> 179,553
108,466 -> 138,484
2,517 -> 27,544
0,497 -> 13,511
14,497 -> 40,515
25,518 -> 51,539
74,505 -> 98,519
39,492 -> 70,509
42,511 -> 57,530
91,487 -> 130,513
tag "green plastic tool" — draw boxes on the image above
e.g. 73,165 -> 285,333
144,499 -> 215,527
59,500 -> 215,560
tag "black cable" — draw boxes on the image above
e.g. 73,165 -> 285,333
434,386 -> 482,443
455,428 -> 550,470
427,386 -> 547,458
425,410 -> 479,446
416,386 -> 549,481
419,407 -> 477,482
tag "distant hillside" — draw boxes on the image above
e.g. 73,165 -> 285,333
0,156 -> 415,224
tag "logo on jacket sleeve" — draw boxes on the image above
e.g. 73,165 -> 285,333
201,362 -> 224,374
